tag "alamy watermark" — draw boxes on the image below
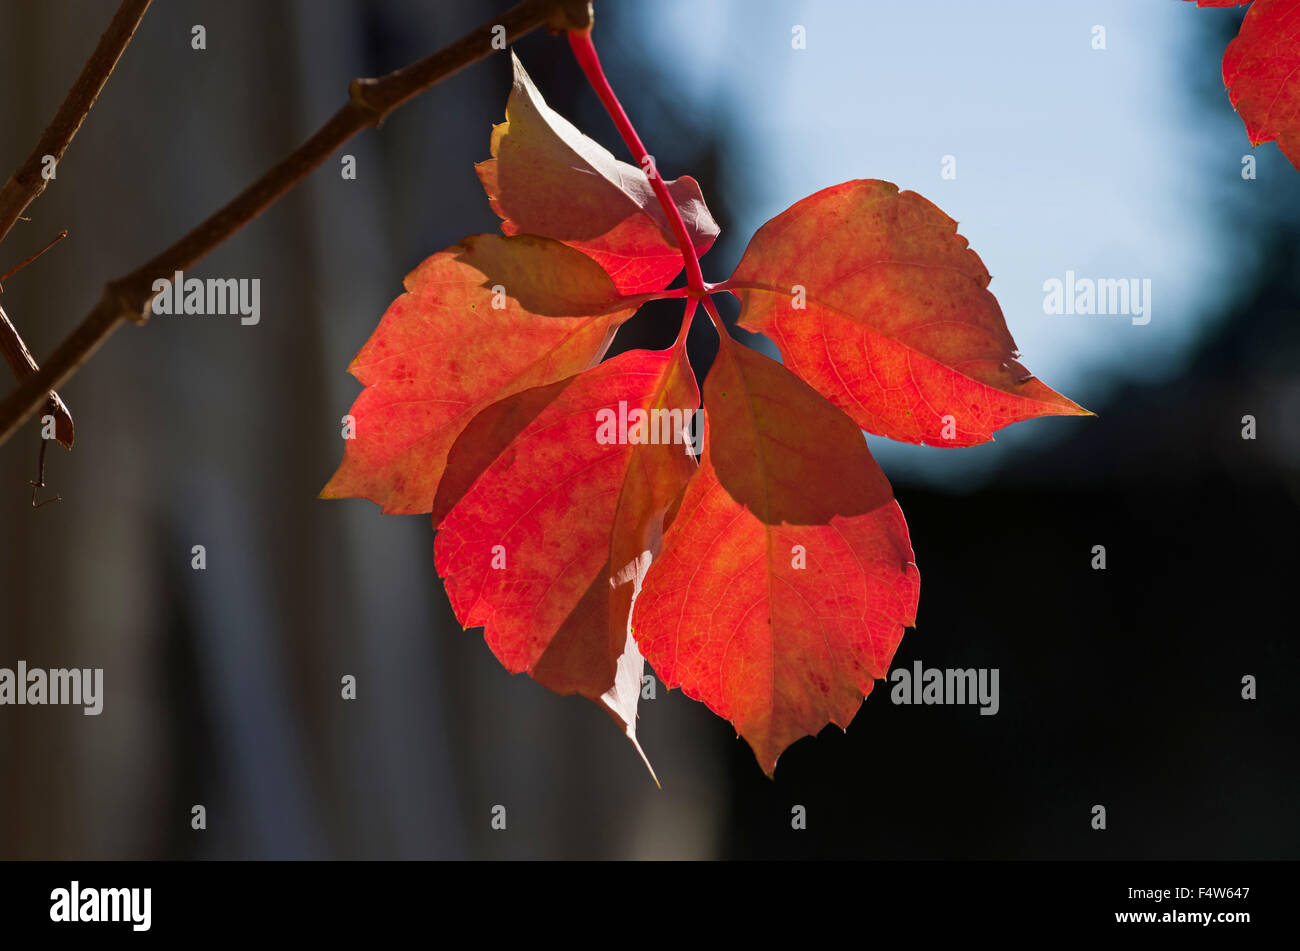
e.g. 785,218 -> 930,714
0,661 -> 103,715
149,269 -> 260,325
890,660 -> 999,715
1043,270 -> 1151,326
50,881 -> 150,932
595,402 -> 704,456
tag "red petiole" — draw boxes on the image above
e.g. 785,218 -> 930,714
674,297 -> 699,351
568,27 -> 725,349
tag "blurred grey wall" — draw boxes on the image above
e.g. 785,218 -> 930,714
0,0 -> 724,859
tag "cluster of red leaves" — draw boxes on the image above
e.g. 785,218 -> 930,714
1187,0 -> 1300,172
323,51 -> 1086,775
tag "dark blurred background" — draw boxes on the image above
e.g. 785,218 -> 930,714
0,0 -> 1295,859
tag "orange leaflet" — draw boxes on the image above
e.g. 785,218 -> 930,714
727,180 -> 1089,448
434,347 -> 699,771
633,341 -> 920,775
321,234 -> 635,514
476,52 -> 719,295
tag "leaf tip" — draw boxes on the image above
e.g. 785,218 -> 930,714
623,728 -> 660,787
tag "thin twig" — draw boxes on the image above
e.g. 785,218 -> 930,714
0,0 -> 153,244
0,0 -> 149,456
28,436 -> 61,508
0,229 -> 69,291
0,231 -> 75,454
0,305 -> 73,448
0,0 -> 594,449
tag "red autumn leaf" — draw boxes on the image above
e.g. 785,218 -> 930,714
632,340 -> 920,775
476,52 -> 720,295
326,41 -> 1087,778
1187,0 -> 1300,172
727,180 -> 1089,448
321,233 -> 636,514
433,346 -> 699,770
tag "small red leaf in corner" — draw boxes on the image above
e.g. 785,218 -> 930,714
1186,0 -> 1300,173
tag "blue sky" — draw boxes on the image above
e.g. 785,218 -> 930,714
630,0 -> 1285,488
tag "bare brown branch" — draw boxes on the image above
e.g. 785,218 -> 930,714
0,0 -> 595,449
0,0 -> 151,456
0,0 -> 153,244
